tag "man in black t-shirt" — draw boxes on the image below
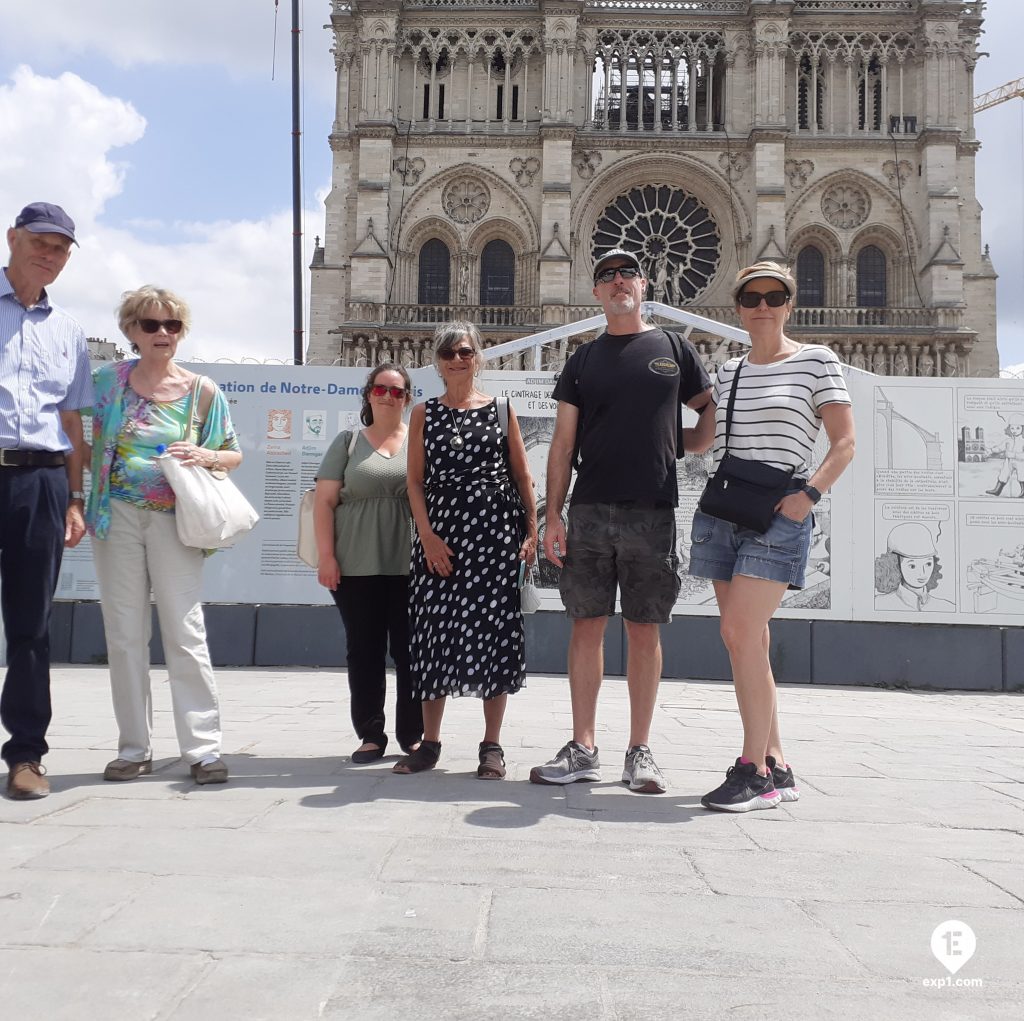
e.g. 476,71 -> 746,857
530,247 -> 714,795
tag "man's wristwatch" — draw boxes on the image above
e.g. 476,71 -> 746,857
69,490 -> 86,503
801,483 -> 822,504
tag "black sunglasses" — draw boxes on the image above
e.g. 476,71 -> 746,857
137,318 -> 184,334
738,290 -> 789,309
595,266 -> 641,284
439,347 -> 476,361
370,384 -> 408,398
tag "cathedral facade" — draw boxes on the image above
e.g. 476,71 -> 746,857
308,0 -> 996,377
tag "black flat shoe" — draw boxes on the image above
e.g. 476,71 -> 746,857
351,745 -> 386,764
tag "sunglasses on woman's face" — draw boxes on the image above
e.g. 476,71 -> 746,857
439,347 -> 476,361
137,318 -> 184,334
738,290 -> 789,309
370,384 -> 407,398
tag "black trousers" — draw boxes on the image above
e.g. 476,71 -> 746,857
0,466 -> 67,766
331,575 -> 422,751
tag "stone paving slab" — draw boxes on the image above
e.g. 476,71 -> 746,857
1,666 -> 1021,1020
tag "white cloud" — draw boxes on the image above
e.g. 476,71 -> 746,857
0,1 -> 336,98
0,66 -> 145,225
2,66 -> 322,363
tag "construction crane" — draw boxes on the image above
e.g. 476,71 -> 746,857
975,77 -> 1024,113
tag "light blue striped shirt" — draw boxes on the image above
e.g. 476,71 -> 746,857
0,268 -> 93,451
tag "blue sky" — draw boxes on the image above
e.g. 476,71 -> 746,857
0,1 -> 1021,371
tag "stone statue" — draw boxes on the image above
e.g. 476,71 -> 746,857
917,347 -> 935,377
458,258 -> 469,304
893,345 -> 910,377
872,347 -> 888,375
653,254 -> 670,303
850,343 -> 867,371
942,347 -> 959,377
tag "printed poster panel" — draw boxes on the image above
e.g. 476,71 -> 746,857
852,375 -> 1024,625
57,363 -> 440,606
56,360 -> 1023,626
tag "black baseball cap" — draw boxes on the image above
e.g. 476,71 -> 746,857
593,247 -> 644,282
14,202 -> 78,245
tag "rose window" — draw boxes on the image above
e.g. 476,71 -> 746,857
442,177 -> 490,225
592,185 -> 721,303
821,183 -> 870,230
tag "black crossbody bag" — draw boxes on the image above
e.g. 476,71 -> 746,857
698,358 -> 794,533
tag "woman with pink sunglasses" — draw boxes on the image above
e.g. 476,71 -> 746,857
314,363 -> 423,763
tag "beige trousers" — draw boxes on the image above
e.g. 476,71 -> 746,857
92,499 -> 221,764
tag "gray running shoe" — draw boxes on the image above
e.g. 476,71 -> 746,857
621,744 -> 667,794
529,741 -> 601,785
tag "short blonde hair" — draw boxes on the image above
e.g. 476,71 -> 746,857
117,285 -> 192,344
731,261 -> 797,304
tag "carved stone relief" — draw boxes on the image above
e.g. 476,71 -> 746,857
509,156 -> 540,187
821,183 -> 870,230
442,177 -> 490,224
785,159 -> 814,189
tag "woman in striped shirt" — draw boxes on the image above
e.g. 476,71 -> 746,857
689,261 -> 855,813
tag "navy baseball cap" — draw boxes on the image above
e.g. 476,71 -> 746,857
14,202 -> 78,245
593,247 -> 644,282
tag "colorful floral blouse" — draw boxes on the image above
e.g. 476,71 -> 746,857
85,360 -> 240,539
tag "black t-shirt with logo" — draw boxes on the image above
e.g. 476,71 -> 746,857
552,327 -> 710,507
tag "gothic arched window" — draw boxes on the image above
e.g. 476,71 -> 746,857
418,238 -> 450,305
858,57 -> 882,131
797,56 -> 825,130
479,240 -> 515,306
856,245 -> 887,306
796,246 -> 825,306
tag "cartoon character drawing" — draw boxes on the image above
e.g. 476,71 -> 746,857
874,522 -> 955,612
266,409 -> 292,439
985,412 -> 1024,498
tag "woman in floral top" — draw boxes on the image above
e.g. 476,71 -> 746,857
85,285 -> 242,786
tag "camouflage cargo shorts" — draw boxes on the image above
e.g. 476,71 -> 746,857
558,502 -> 682,624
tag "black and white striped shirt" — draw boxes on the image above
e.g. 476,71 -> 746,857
711,345 -> 851,475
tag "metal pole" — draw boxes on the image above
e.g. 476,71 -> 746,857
291,0 -> 304,364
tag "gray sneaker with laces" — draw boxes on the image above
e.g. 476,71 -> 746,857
621,744 -> 667,794
529,741 -> 601,785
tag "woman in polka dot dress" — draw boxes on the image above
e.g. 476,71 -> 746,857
395,322 -> 538,779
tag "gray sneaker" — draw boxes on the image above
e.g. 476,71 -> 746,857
621,745 -> 667,794
529,741 -> 601,785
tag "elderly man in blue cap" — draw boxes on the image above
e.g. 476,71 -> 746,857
1,201 -> 92,799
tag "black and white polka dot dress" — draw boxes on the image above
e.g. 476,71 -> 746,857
409,398 -> 526,701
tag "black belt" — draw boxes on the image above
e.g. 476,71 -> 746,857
0,449 -> 66,468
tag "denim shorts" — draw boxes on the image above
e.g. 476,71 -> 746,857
688,506 -> 813,590
559,502 -> 682,623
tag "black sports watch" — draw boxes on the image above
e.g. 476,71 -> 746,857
801,483 -> 822,504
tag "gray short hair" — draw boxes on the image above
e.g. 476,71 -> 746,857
432,321 -> 484,373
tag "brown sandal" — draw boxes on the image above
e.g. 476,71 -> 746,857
393,740 -> 441,774
476,742 -> 506,780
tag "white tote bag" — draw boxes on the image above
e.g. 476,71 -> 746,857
157,376 -> 259,549
296,429 -> 359,568
158,454 -> 259,548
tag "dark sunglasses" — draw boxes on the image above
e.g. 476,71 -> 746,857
439,347 -> 476,361
370,384 -> 408,398
137,318 -> 184,334
738,290 -> 789,309
594,266 -> 641,284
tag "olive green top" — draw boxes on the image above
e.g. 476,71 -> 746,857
317,430 -> 411,576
